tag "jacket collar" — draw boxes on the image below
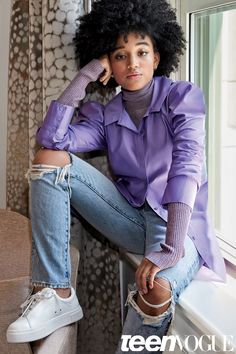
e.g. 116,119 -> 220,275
104,76 -> 173,128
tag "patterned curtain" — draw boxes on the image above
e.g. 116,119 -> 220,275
7,1 -> 121,353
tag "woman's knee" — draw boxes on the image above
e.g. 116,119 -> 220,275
136,278 -> 172,316
33,149 -> 70,167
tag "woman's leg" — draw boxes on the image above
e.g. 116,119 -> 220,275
115,204 -> 203,354
29,150 -> 146,290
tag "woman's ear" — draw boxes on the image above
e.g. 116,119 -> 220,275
154,52 -> 160,70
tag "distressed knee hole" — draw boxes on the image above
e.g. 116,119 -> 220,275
25,166 -> 59,181
25,161 -> 71,188
125,284 -> 174,326
136,278 -> 172,317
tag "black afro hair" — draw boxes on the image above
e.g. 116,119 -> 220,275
74,0 -> 186,87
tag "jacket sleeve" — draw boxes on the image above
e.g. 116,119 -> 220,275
36,100 -> 107,153
162,81 -> 206,209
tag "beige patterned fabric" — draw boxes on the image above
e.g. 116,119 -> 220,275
7,1 -> 121,353
7,0 -> 84,215
0,209 -> 32,354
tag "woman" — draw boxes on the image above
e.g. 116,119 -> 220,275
7,0 -> 226,351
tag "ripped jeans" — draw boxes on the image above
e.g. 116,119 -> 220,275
27,153 -> 202,353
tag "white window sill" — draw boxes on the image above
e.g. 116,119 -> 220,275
122,252 -> 236,353
177,276 -> 236,352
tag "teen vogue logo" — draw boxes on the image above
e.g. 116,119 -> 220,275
120,334 -> 235,352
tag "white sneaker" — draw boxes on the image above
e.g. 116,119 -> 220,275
6,287 -> 83,343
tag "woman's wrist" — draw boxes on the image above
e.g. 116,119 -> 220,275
58,59 -> 104,107
79,59 -> 104,82
146,249 -> 180,270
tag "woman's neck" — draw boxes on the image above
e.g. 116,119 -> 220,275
122,80 -> 154,127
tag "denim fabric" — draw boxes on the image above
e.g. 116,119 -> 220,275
28,153 -> 202,349
115,307 -> 173,354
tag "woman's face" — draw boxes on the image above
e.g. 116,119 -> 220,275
110,32 -> 160,91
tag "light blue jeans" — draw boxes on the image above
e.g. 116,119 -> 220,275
28,153 -> 202,352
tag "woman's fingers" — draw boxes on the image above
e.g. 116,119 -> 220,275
135,259 -> 161,294
148,265 -> 160,289
99,68 -> 112,85
100,72 -> 112,85
99,54 -> 113,85
135,260 -> 151,294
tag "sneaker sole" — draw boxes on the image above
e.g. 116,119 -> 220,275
7,307 -> 83,343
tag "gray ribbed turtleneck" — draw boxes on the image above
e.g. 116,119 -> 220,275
122,79 -> 154,127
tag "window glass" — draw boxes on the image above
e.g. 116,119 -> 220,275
190,4 -> 236,263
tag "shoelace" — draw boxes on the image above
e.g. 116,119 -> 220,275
20,288 -> 55,317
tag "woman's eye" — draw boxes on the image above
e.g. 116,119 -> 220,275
115,54 -> 126,60
138,51 -> 148,56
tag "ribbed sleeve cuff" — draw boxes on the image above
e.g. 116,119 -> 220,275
146,251 -> 172,270
79,59 -> 104,81
58,59 -> 104,107
146,250 -> 182,270
146,202 -> 192,270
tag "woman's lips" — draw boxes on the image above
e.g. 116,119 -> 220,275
126,73 -> 142,80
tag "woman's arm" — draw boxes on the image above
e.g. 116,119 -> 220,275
58,59 -> 104,106
36,57 -> 112,152
162,82 -> 206,208
136,82 -> 205,294
58,55 -> 112,106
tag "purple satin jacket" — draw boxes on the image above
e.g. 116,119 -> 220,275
37,76 -> 226,282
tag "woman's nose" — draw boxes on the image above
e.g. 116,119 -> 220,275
127,60 -> 139,70
127,54 -> 140,70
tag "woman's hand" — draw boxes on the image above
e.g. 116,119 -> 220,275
135,258 -> 160,295
99,55 -> 113,85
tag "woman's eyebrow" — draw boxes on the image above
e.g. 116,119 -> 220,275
135,41 -> 150,47
112,46 -> 125,51
112,42 -> 150,52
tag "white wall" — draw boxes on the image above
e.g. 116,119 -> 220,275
0,0 -> 11,208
